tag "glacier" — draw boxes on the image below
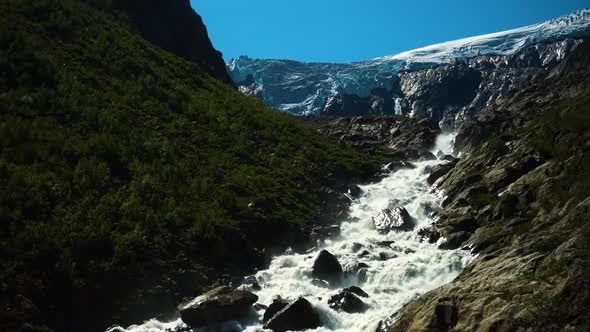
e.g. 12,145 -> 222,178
227,9 -> 590,119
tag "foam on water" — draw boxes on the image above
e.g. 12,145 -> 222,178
108,133 -> 472,332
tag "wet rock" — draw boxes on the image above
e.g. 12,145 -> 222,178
345,261 -> 369,273
263,298 -> 289,323
417,227 -> 442,244
441,154 -> 458,162
344,262 -> 369,283
343,286 -> 369,298
310,225 -> 341,240
348,184 -> 363,198
242,276 -> 261,291
350,242 -> 364,253
419,202 -> 440,216
358,250 -> 371,258
178,286 -> 258,327
379,252 -> 398,260
377,240 -> 396,248
382,160 -> 416,173
427,160 -> 458,185
328,289 -> 368,313
372,207 -> 415,233
420,151 -> 438,161
311,278 -> 330,288
263,297 -> 322,332
254,303 -> 268,311
312,250 -> 343,284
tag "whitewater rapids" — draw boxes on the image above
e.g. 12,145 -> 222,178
108,133 -> 472,332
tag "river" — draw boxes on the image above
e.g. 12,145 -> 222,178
108,133 -> 472,332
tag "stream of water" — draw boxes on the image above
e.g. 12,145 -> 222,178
108,133 -> 472,332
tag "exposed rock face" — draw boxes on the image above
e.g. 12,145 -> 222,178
396,39 -> 583,130
372,207 -> 414,233
263,297 -> 322,332
113,0 -> 232,84
312,250 -> 343,284
178,286 -> 258,327
386,40 -> 590,332
230,18 -> 590,128
322,88 -> 396,116
297,115 -> 440,152
427,159 -> 459,185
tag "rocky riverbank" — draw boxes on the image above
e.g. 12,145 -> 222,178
385,39 -> 590,331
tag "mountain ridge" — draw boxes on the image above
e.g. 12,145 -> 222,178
228,9 -> 590,123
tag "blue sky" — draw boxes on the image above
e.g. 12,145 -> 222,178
191,0 -> 589,63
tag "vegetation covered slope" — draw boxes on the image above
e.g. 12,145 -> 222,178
0,1 -> 386,331
387,41 -> 590,331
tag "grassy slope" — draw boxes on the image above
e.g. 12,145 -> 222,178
0,1 -> 386,331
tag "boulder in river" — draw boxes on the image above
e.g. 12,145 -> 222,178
178,286 -> 258,327
327,289 -> 368,313
263,297 -> 322,332
312,250 -> 343,284
348,184 -> 363,198
372,207 -> 415,233
343,286 -> 369,298
263,297 -> 289,323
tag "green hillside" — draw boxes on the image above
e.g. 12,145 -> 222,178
0,1 -> 386,331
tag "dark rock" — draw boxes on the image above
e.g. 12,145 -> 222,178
178,286 -> 258,327
344,262 -> 369,283
310,225 -> 341,240
343,286 -> 369,298
358,250 -> 371,258
348,184 -> 363,198
254,303 -> 268,311
420,151 -> 438,161
372,207 -> 415,233
263,297 -> 322,332
430,303 -> 458,330
417,227 -> 442,244
419,202 -> 440,216
312,250 -> 343,284
114,0 -> 231,84
296,116 -> 441,152
441,155 -> 458,162
427,161 -> 458,185
263,298 -> 289,323
350,242 -> 364,253
328,290 -> 368,313
377,240 -> 396,248
242,276 -> 261,291
383,160 -> 416,173
379,252 -> 398,260
311,279 -> 330,288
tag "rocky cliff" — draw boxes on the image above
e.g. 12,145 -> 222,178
384,39 -> 590,331
112,0 -> 232,84
230,10 -> 590,128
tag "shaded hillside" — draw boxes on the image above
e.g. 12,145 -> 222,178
386,40 -> 590,331
0,1 -> 387,331
89,0 -> 232,84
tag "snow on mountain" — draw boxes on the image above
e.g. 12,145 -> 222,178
227,9 -> 590,116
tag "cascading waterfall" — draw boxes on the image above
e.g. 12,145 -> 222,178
108,133 -> 472,332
